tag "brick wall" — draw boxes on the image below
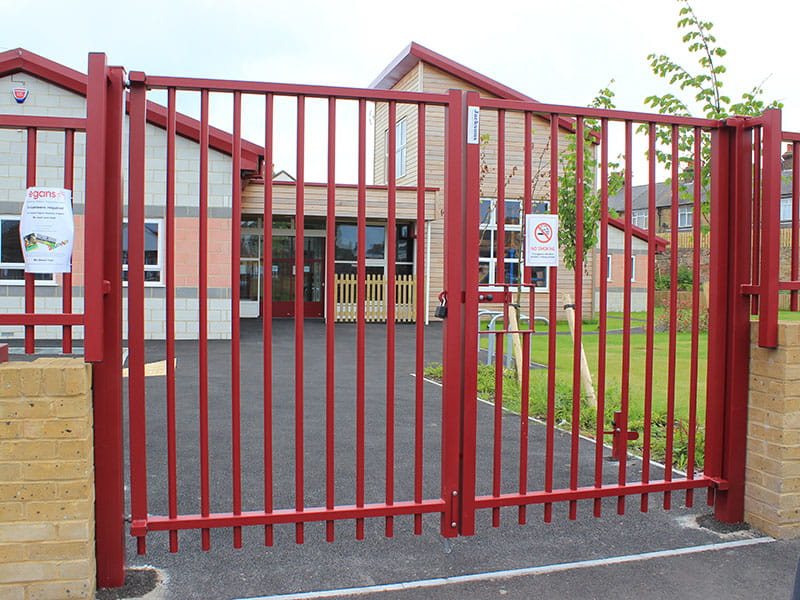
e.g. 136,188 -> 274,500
746,321 -> 800,539
0,358 -> 95,599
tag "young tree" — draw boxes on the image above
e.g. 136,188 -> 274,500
644,0 -> 782,205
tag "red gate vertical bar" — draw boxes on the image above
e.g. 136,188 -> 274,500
492,109 -> 505,528
231,91 -> 243,549
324,96 -> 336,542
569,116 -> 585,521
460,90 -> 482,536
640,122 -> 657,513
759,110 -> 782,348
595,118 -> 610,518
127,73 -> 148,555
24,127 -> 37,353
413,101 -> 428,535
664,125 -> 680,510
355,99 -> 367,540
544,114 -> 560,523
519,110 -> 533,525
198,89 -> 211,550
88,54 -> 125,588
385,101 -> 397,538
263,93 -> 275,546
686,127 -> 703,507
617,120 -> 633,516
62,129 -> 74,353
441,88 -> 465,538
293,95 -> 305,544
165,87 -> 179,552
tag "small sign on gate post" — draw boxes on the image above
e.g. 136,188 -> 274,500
524,214 -> 559,267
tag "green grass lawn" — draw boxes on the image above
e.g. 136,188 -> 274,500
479,312 -> 707,424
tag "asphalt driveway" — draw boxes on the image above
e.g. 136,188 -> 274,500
103,319 -> 799,600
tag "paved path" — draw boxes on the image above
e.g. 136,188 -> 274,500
101,320 -> 798,600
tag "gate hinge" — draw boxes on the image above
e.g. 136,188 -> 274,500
102,280 -> 111,295
130,518 -> 148,537
706,476 -> 730,491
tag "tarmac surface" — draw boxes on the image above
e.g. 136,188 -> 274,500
99,319 -> 800,600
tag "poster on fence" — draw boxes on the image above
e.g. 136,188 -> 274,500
19,187 -> 74,273
524,213 -> 559,267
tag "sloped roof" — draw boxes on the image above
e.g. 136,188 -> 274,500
371,42 -> 581,136
608,216 -> 669,252
371,42 -> 536,101
0,48 -> 263,172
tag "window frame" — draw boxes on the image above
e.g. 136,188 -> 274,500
384,118 -> 407,182
677,205 -> 693,229
631,209 -> 648,230
479,198 -> 549,291
122,218 -> 164,287
0,215 -> 56,285
781,196 -> 794,222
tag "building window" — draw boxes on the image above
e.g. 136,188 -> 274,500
781,197 -> 794,222
479,198 -> 548,289
384,118 -> 407,182
0,216 -> 54,283
122,219 -> 163,284
677,205 -> 693,229
606,254 -> 612,282
630,255 -> 636,282
334,221 -> 414,276
631,209 -> 648,229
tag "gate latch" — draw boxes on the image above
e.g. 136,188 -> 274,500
603,410 -> 639,461
435,292 -> 448,319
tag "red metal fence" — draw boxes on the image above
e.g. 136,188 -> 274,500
3,52 -> 799,588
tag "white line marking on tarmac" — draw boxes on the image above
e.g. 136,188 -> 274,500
231,537 -> 774,600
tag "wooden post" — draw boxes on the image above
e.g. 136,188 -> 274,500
508,304 -> 525,385
563,294 -> 597,408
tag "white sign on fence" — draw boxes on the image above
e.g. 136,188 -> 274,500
524,214 -> 559,267
20,187 -> 74,273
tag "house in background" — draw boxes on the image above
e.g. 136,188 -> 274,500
594,217 -> 668,313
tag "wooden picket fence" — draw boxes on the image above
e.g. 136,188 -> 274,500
334,273 -> 416,322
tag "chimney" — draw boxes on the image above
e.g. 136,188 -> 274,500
783,143 -> 793,171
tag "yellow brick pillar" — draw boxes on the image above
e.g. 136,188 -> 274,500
0,358 -> 95,600
746,321 -> 800,539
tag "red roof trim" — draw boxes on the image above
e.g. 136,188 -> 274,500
1,48 -> 263,171
0,48 -> 87,96
371,42 -> 534,102
371,42 -> 580,136
608,216 -> 669,252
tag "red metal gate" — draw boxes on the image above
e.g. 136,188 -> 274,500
74,57 -> 794,587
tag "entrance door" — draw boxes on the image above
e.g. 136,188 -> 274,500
271,235 -> 325,318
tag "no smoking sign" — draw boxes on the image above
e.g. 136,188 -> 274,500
525,214 -> 559,267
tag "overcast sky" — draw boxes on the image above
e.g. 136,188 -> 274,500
3,0 -> 799,179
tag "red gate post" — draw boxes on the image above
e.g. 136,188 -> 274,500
86,53 -> 126,587
441,88 -> 467,538
707,117 -> 756,523
758,109 -> 783,349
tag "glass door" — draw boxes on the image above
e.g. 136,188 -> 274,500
271,234 -> 325,318
240,218 -> 262,318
